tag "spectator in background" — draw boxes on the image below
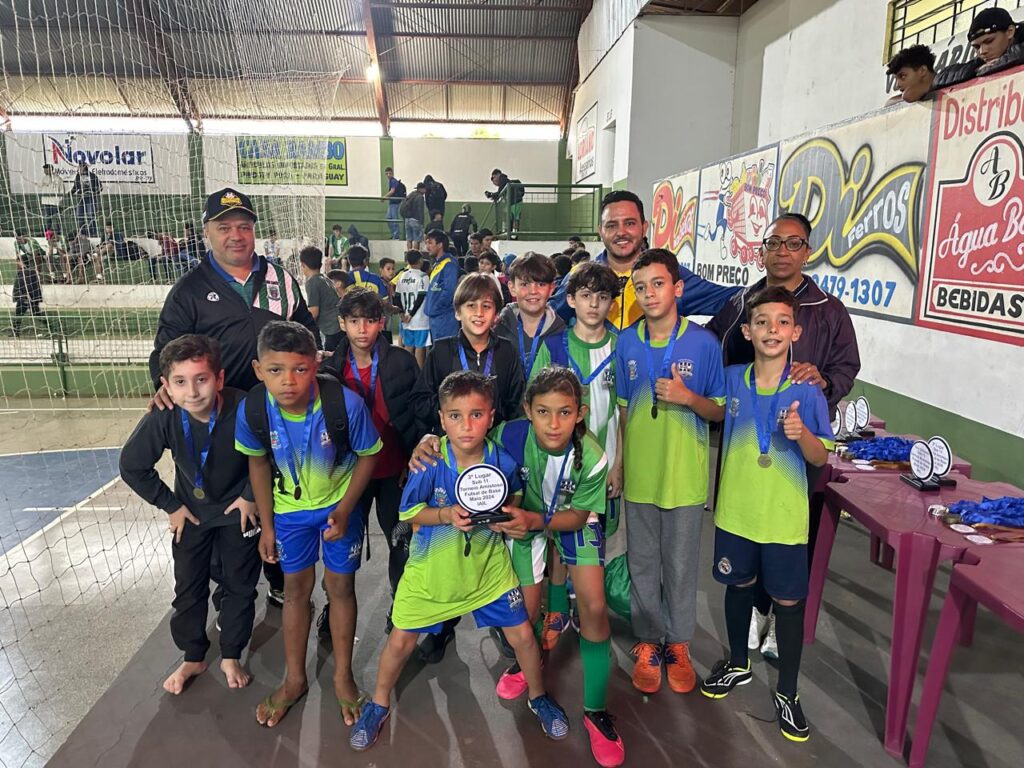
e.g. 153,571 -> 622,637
145,229 -> 182,282
400,182 -> 427,250
300,246 -> 343,352
67,227 -> 93,283
44,229 -> 69,282
479,228 -> 495,252
39,164 -> 65,233
572,249 -> 591,266
933,8 -> 1022,89
885,45 -> 936,104
553,253 -> 572,282
384,166 -> 406,240
427,210 -> 445,235
263,227 -> 281,264
347,244 -> 389,296
423,174 -> 447,218
393,250 -> 431,367
467,231 -> 483,261
479,248 -> 512,304
95,221 -> 129,283
182,223 -> 205,268
568,235 -> 584,252
12,233 -> 44,336
71,162 -> 102,237
347,224 -> 370,255
449,204 -> 477,258
423,229 -> 460,342
487,168 -> 525,237
328,223 -> 349,269
463,256 -> 479,274
328,269 -> 354,299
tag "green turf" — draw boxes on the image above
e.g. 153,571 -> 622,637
0,309 -> 160,338
0,258 -> 181,286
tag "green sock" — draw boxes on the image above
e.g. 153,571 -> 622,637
581,637 -> 611,712
533,617 -> 544,642
548,581 -> 570,614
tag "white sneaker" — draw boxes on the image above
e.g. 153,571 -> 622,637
748,608 -> 770,650
760,613 -> 778,659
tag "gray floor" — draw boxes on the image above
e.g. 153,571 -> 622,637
45,516 -> 1024,768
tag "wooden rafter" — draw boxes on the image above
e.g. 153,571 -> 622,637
361,0 -> 391,135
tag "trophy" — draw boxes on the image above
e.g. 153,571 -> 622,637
455,464 -> 512,526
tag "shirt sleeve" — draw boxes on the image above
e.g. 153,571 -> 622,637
344,388 -> 383,456
801,384 -> 836,450
702,335 -> 727,405
398,462 -> 436,520
234,398 -> 267,456
118,411 -> 181,515
572,445 -> 609,517
500,449 -> 523,497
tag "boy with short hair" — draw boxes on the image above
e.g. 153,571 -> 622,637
327,269 -> 353,299
349,371 -> 569,751
299,246 -> 343,352
700,287 -> 833,743
614,248 -> 726,697
496,252 -> 567,383
12,231 -> 44,335
120,334 -> 261,695
321,288 -> 420,634
423,229 -> 460,342
235,321 -> 381,729
328,224 -> 349,269
393,250 -> 431,366
347,245 -> 388,296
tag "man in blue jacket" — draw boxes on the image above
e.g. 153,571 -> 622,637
551,190 -> 740,328
424,229 -> 459,341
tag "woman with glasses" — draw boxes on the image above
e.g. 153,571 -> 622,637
706,212 -> 860,661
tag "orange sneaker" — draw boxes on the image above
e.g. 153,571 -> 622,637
664,642 -> 697,693
541,611 -> 572,651
630,641 -> 663,694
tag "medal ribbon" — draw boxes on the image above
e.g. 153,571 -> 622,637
518,313 -> 547,378
563,331 -> 613,386
180,396 -> 218,496
457,342 -> 493,376
643,317 -> 681,413
347,345 -> 379,409
748,363 -> 790,458
266,386 -> 315,493
544,446 -> 574,526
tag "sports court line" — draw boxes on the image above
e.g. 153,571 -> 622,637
12,476 -> 124,553
0,446 -> 122,458
0,407 -> 146,413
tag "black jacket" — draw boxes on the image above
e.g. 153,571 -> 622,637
149,253 -> 319,392
705,276 -> 861,411
411,331 -> 525,436
119,387 -> 253,526
449,212 -> 477,238
424,177 -> 448,216
320,336 -> 421,455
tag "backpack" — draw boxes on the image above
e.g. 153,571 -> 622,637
243,374 -> 351,486
398,194 -> 415,219
451,213 -> 471,236
393,179 -> 407,198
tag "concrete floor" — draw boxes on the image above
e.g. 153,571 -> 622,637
0,402 -> 1022,767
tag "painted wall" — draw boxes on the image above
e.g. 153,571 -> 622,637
732,0 -> 890,153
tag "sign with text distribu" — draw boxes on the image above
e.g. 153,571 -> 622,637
575,103 -> 598,182
235,136 -> 348,186
43,133 -> 156,183
916,73 -> 1024,346
649,168 -> 700,271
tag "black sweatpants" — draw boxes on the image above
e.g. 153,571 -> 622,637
172,521 -> 261,662
359,475 -> 405,594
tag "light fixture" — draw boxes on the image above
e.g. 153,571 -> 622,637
365,62 -> 379,81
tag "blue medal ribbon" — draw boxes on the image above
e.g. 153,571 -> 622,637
643,317 -> 681,419
347,345 -> 379,409
748,363 -> 790,461
457,342 -> 494,376
180,396 -> 218,498
518,313 -> 547,378
544,446 -> 574,526
266,385 -> 315,500
563,331 -> 613,386
948,496 -> 1024,527
846,436 -> 915,462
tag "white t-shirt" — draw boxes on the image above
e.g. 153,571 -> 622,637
395,268 -> 430,331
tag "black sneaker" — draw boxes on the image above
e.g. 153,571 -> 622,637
385,606 -> 394,635
316,603 -> 332,643
773,691 -> 810,742
699,659 -> 752,699
266,587 -> 285,608
489,626 -> 517,659
417,624 -> 456,664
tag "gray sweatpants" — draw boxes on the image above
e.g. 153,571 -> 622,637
625,501 -> 704,644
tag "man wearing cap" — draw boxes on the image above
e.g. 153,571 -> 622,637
148,188 -> 320,608
933,8 -> 1023,89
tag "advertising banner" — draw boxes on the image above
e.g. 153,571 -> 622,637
235,136 -> 347,186
649,169 -> 699,270
575,103 -> 597,182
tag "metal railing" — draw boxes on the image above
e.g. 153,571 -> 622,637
885,0 -> 1022,60
489,183 -> 603,240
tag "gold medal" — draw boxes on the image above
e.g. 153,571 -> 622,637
193,487 -> 206,500
758,454 -> 772,468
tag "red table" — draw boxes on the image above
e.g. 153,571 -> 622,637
910,546 -> 1024,767
803,472 -> 1023,758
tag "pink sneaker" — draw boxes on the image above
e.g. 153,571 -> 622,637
584,711 -> 625,767
495,664 -> 529,700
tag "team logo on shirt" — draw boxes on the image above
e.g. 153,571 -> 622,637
267,283 -> 281,301
776,408 -> 789,425
729,397 -> 740,417
602,367 -> 615,387
433,488 -> 451,506
270,430 -> 281,450
320,429 -> 332,447
507,587 -> 524,611
627,360 -> 638,381
519,466 -> 530,484
717,557 -> 732,575
675,359 -> 694,378
206,291 -> 220,302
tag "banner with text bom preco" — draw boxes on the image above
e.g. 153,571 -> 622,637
777,106 -> 930,322
916,71 -> 1024,347
649,169 -> 700,271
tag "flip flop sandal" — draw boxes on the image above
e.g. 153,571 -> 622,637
339,692 -> 369,721
257,688 -> 308,728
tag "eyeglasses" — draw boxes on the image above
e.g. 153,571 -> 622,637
761,236 -> 808,252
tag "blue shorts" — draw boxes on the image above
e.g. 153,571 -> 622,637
404,587 -> 528,634
400,328 -> 430,348
274,503 -> 365,575
555,521 -> 605,568
712,527 -> 808,601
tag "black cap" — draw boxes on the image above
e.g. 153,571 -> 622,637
203,187 -> 257,224
969,8 -> 1014,41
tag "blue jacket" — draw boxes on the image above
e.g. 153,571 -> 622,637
425,252 -> 460,340
550,248 -> 741,326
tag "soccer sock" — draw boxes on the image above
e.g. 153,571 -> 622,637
752,582 -> 772,616
548,581 -> 570,614
725,584 -> 755,667
533,617 -> 544,643
580,637 -> 611,712
773,600 -> 805,698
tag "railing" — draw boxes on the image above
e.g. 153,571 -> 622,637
885,0 -> 1023,60
489,183 -> 604,240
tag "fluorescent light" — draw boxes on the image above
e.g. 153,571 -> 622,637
202,118 -> 383,137
389,122 -> 559,140
8,115 -> 191,133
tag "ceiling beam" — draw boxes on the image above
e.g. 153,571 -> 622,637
369,1 -> 584,11
361,0 -> 391,136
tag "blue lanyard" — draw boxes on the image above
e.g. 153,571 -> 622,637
643,317 -> 681,418
266,386 -> 315,499
562,331 -> 613,386
457,342 -> 493,376
748,363 -> 790,457
179,397 -> 218,496
347,346 -> 379,408
544,446 -> 574,525
518,313 -> 547,377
